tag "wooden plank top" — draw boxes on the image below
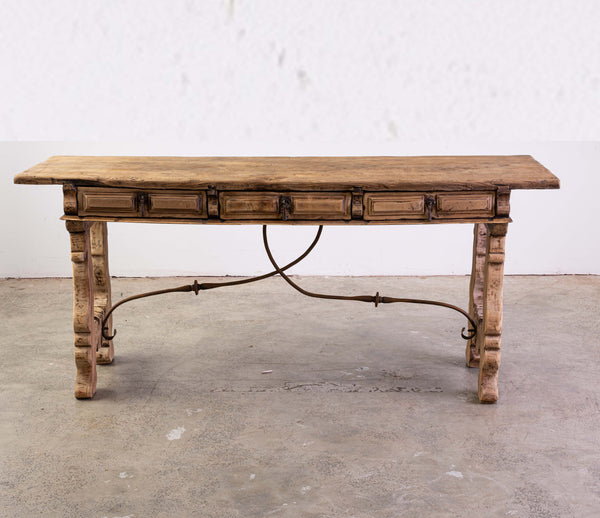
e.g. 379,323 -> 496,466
14,155 -> 559,191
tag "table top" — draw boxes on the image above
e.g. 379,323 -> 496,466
14,155 -> 559,191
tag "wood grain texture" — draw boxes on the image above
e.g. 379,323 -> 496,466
66,220 -> 99,398
435,192 -> 495,218
287,192 -> 351,220
219,192 -> 280,220
75,187 -> 500,223
90,222 -> 114,364
207,189 -> 219,218
466,223 -> 488,368
79,188 -> 140,217
363,193 -> 426,220
496,186 -> 511,217
478,223 -> 508,403
14,155 -> 560,191
62,183 -> 77,215
146,191 -> 206,218
219,191 -> 351,221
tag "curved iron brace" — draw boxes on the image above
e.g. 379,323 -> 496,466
101,225 -> 477,341
101,226 -> 324,340
261,226 -> 477,341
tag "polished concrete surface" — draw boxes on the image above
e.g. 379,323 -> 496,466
1,275 -> 599,517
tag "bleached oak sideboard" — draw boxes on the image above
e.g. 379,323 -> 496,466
14,156 -> 559,403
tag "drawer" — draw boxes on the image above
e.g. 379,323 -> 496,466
78,188 -> 140,217
146,191 -> 206,218
289,193 -> 351,220
219,192 -> 351,220
363,191 -> 496,220
78,188 -> 207,218
435,192 -> 495,218
363,193 -> 426,220
220,192 -> 281,220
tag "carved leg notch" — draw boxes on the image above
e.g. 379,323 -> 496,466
466,224 -> 487,367
67,221 -> 100,399
478,223 -> 508,403
90,222 -> 114,364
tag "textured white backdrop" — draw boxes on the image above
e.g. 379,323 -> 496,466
1,1 -> 599,141
1,1 -> 599,276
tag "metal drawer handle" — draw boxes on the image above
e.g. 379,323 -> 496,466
279,195 -> 292,221
138,192 -> 147,217
425,195 -> 435,221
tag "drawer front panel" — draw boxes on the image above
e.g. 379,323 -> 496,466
147,192 -> 206,218
79,189 -> 140,216
363,193 -> 426,220
75,188 -> 498,222
220,192 -> 281,219
436,192 -> 495,218
364,192 -> 496,221
219,192 -> 351,220
288,193 -> 351,220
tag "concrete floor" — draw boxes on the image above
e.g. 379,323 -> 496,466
1,275 -> 599,518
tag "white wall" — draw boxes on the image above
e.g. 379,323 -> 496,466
1,1 -> 599,277
2,1 -> 599,141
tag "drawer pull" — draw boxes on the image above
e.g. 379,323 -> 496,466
425,195 -> 435,221
279,195 -> 292,221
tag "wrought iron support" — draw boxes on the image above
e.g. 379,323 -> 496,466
101,226 -> 477,341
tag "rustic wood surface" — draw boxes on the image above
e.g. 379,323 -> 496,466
14,155 -> 559,191
146,191 -> 206,218
79,188 -> 141,217
466,223 -> 488,368
496,186 -> 511,217
90,222 -> 114,365
219,191 -> 351,220
71,187 -> 508,224
478,222 -> 509,403
66,220 -> 99,398
436,192 -> 495,218
62,184 -> 77,215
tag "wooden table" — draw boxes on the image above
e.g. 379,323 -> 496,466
14,155 -> 559,403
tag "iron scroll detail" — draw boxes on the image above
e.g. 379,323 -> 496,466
260,226 -> 477,340
101,226 -> 477,341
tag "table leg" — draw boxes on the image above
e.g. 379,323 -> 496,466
466,223 -> 487,368
90,222 -> 114,364
66,221 -> 100,398
478,222 -> 508,403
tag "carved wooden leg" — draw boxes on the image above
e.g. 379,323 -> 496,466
90,222 -> 114,364
66,221 -> 100,399
478,223 -> 508,403
466,223 -> 487,367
